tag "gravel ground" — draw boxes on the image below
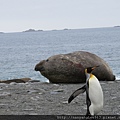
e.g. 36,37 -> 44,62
0,80 -> 120,115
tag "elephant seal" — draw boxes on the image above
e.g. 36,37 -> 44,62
35,51 -> 115,83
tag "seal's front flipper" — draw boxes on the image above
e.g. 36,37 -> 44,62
68,85 -> 86,103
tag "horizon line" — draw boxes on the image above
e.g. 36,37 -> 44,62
0,26 -> 119,34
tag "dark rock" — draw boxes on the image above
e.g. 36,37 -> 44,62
0,78 -> 31,84
28,80 -> 40,83
35,51 -> 115,83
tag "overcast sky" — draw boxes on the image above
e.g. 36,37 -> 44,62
0,0 -> 120,32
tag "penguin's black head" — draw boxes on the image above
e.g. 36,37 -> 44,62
85,66 -> 99,74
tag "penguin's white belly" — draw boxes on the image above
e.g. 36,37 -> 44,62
88,75 -> 103,115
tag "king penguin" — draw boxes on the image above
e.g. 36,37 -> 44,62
68,66 -> 104,116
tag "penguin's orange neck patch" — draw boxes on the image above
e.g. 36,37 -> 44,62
90,74 -> 94,79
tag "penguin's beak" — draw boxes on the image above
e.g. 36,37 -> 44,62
92,66 -> 99,70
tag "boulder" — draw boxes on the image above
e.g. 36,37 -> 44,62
35,51 -> 115,83
0,78 -> 31,84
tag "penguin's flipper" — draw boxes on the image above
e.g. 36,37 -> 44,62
68,85 -> 86,103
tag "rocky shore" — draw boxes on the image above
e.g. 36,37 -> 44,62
0,80 -> 120,115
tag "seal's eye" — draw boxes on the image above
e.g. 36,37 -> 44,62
46,59 -> 49,62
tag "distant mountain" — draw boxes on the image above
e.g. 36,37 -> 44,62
114,26 -> 120,27
37,30 -> 43,32
63,28 -> 69,30
23,29 -> 36,32
23,29 -> 43,32
0,32 -> 4,34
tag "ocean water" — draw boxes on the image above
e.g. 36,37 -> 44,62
0,27 -> 120,82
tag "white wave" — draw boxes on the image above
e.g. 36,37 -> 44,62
116,76 -> 120,80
